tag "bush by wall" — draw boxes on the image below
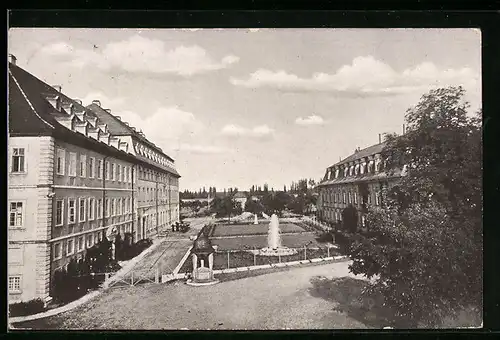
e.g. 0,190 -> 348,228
9,298 -> 46,317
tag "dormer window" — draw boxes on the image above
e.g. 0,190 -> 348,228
335,168 -> 339,178
354,164 -> 360,175
61,102 -> 74,115
343,167 -> 348,177
349,165 -> 354,176
45,94 -> 61,111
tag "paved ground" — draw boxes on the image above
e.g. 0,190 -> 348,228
115,216 -> 212,283
14,261 -> 377,330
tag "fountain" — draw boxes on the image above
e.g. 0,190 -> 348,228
254,213 -> 258,225
258,214 -> 298,256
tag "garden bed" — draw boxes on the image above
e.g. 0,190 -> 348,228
179,247 -> 340,274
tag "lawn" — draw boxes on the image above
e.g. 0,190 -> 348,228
211,223 -> 305,237
211,233 -> 321,250
179,247 -> 340,273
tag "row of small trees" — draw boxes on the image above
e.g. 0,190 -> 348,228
52,238 -> 115,303
51,233 -> 152,304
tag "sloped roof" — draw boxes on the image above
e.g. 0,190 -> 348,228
330,142 -> 386,168
86,103 -> 174,163
8,63 -> 143,164
233,192 -> 247,199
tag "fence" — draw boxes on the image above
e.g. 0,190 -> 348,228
178,242 -> 341,274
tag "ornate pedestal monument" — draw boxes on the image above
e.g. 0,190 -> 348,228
186,232 -> 219,286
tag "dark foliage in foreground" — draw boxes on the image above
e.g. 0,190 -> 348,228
347,87 -> 482,327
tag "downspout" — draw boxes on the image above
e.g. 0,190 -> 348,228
155,170 -> 159,235
102,156 -> 108,241
131,164 -> 135,242
168,175 -> 171,224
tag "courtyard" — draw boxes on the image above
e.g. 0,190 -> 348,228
14,261 -> 380,330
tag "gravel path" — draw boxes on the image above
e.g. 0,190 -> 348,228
14,261 -> 372,330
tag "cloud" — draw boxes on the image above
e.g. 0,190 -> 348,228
221,124 -> 275,138
176,144 -> 233,154
230,56 -> 479,97
41,35 -> 239,76
295,115 -> 325,126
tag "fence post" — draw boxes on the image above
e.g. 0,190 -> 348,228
327,245 -> 330,258
304,245 -> 307,261
278,253 -> 281,263
253,247 -> 256,266
227,251 -> 230,269
131,271 -> 134,286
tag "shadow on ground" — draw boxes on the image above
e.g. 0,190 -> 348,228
308,276 -> 401,328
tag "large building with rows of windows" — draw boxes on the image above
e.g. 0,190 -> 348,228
8,56 -> 180,305
316,142 -> 406,228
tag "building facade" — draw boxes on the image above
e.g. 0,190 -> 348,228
316,142 -> 405,229
8,56 -> 180,304
86,102 -> 180,240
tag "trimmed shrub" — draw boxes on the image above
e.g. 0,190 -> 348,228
9,298 -> 46,317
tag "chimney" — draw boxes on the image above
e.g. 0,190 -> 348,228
115,116 -> 121,121
52,85 -> 62,92
9,54 -> 17,65
403,124 -> 406,135
378,133 -> 382,144
92,100 -> 101,107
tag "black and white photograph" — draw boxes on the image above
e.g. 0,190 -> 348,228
7,27 -> 482,330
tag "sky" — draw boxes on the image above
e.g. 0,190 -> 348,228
8,28 -> 481,191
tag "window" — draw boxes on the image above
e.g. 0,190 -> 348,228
105,199 -> 110,217
105,161 -> 110,180
111,198 -> 116,216
79,154 -> 87,177
368,192 -> 372,205
9,276 -> 21,293
9,202 -> 23,227
53,242 -> 62,260
86,233 -> 94,248
67,239 -> 74,255
348,192 -> 352,204
126,167 -> 130,183
97,198 -> 102,218
55,200 -> 64,226
77,236 -> 84,252
97,159 -> 103,179
11,148 -> 25,173
69,152 -> 77,176
342,192 -> 346,204
56,149 -> 65,175
111,163 -> 116,181
122,198 -> 126,215
79,198 -> 86,222
117,164 -> 121,182
89,157 -> 95,178
68,199 -> 76,224
117,198 -> 122,215
88,198 -> 95,220
354,192 -> 358,204
126,197 -> 131,213
375,192 -> 381,206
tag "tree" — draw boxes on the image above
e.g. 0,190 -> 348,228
244,199 -> 264,214
347,87 -> 482,327
210,196 -> 241,221
341,204 -> 358,233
